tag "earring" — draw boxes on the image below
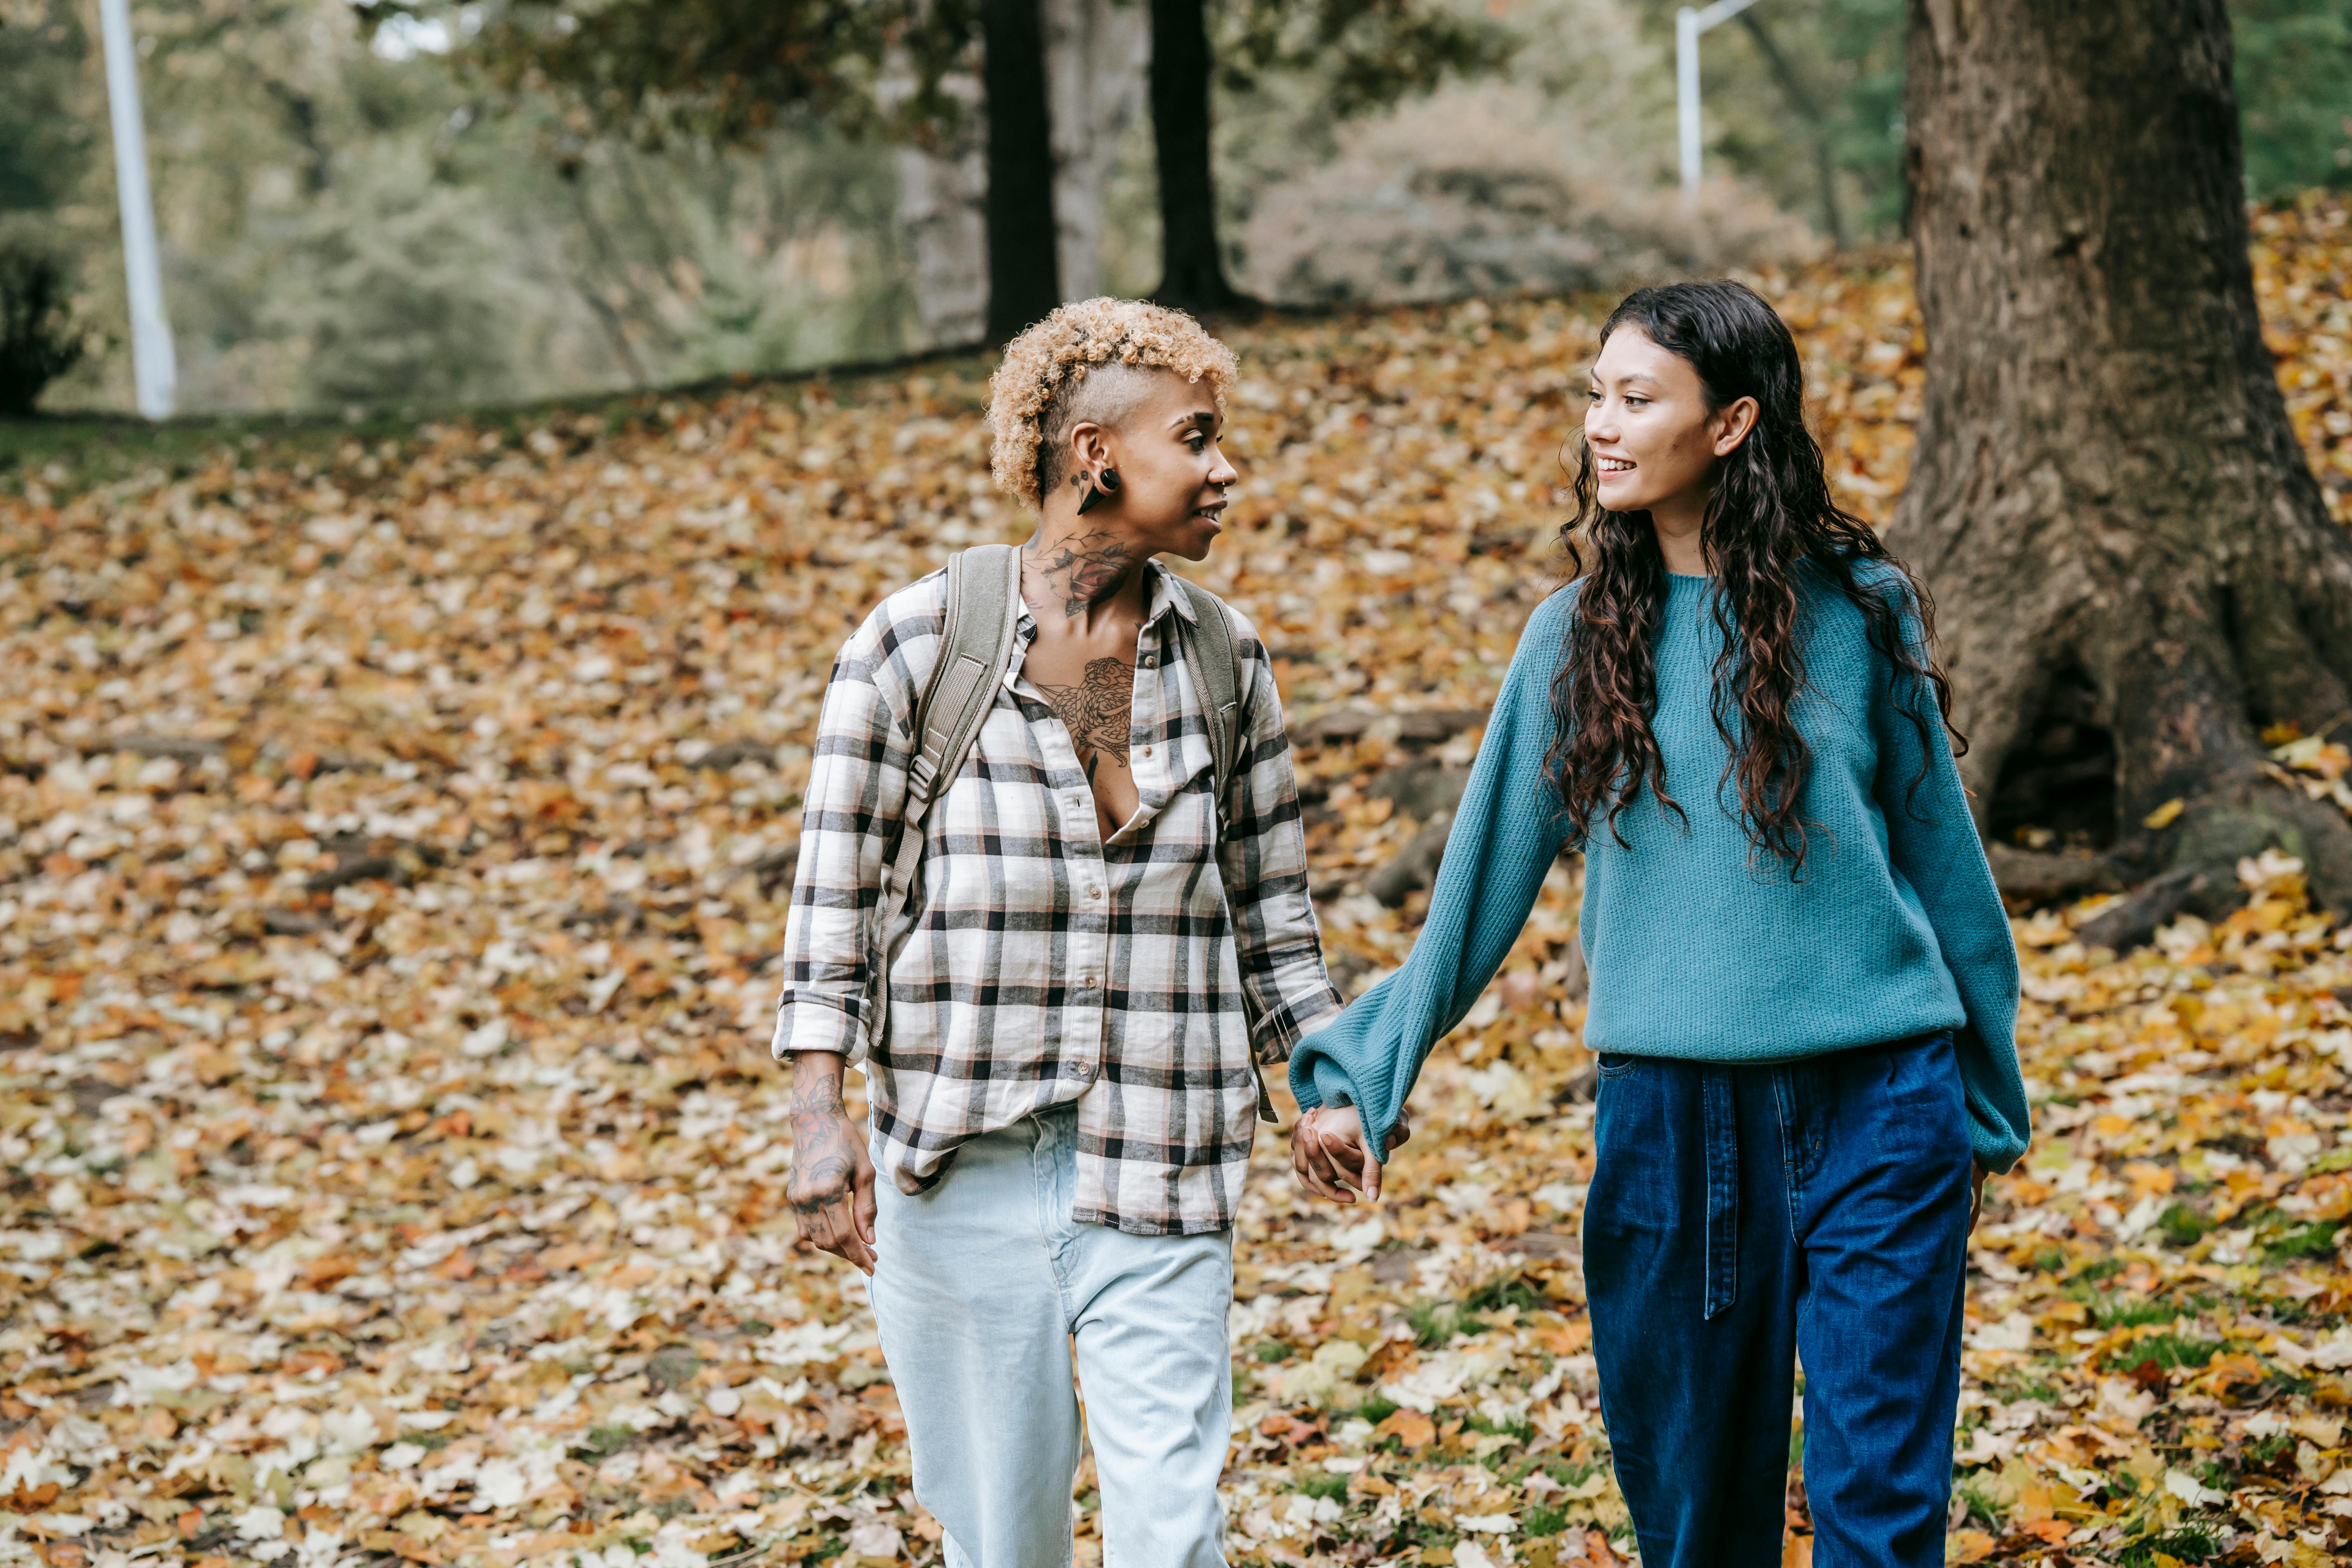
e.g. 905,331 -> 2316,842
1076,467 -> 1122,515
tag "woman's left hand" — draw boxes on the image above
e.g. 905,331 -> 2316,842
1292,1104 -> 1411,1203
1968,1162 -> 1989,1233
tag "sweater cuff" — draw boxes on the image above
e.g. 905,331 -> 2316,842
1970,1122 -> 2028,1175
1311,1054 -> 1356,1109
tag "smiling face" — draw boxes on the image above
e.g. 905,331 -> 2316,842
1584,326 -> 1744,521
1072,370 -> 1240,561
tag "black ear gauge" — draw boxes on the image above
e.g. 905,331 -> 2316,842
1076,468 -> 1123,515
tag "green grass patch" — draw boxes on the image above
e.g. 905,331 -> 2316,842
1542,1459 -> 1606,1488
2114,1333 -> 2219,1372
2080,1290 -> 2209,1329
2263,1220 -> 2342,1263
1406,1299 -> 1473,1347
1254,1341 -> 1294,1363
2157,1203 -> 2210,1248
2119,1524 -> 2223,1566
1463,1273 -> 1547,1314
1985,1371 -> 2060,1403
575,1425 -> 635,1459
1355,1395 -> 1400,1425
1953,1479 -> 2003,1529
2246,1432 -> 2295,1465
1297,1473 -> 1348,1503
1522,1504 -> 1569,1539
2069,1257 -> 2127,1286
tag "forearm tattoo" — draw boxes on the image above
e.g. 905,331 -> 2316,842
1034,657 -> 1136,779
1027,530 -> 1136,617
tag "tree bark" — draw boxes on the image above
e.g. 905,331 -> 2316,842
1887,0 -> 2352,919
1148,0 -> 1248,315
982,0 -> 1062,341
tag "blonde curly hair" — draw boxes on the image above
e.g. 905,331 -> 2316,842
986,297 -> 1240,509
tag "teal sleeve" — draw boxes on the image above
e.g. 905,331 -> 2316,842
1311,1056 -> 1354,1107
1287,590 -> 1574,1161
1873,619 -> 2032,1173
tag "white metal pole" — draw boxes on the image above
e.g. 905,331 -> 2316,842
1679,0 -> 1768,208
98,0 -> 176,420
1677,7 -> 1702,203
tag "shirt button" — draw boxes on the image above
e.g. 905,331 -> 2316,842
1143,746 -> 1153,757
1082,976 -> 1097,988
1089,886 -> 1103,899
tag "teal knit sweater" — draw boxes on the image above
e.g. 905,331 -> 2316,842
1290,568 -> 2032,1173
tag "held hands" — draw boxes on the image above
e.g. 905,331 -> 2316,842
1292,1103 -> 1412,1204
788,1052 -> 878,1274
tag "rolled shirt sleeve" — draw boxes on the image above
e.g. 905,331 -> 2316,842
1215,608 -> 1344,1064
771,604 -> 924,1065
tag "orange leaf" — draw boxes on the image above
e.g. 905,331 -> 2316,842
1374,1406 -> 1436,1450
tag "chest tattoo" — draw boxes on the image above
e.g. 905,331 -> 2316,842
1035,657 -> 1136,779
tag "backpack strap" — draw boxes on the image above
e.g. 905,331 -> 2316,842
908,543 -> 1022,813
1175,577 -> 1244,826
867,544 -> 1022,1051
1174,576 -> 1280,1123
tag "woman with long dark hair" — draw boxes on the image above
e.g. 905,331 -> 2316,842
1287,280 -> 2030,1565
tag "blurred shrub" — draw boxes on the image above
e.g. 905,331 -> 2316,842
1238,86 -> 1817,306
0,245 -> 83,417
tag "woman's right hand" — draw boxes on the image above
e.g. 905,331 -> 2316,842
1291,1103 -> 1411,1203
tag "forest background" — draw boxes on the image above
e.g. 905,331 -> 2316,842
3,0 -> 2349,419
13,4 -> 2352,1568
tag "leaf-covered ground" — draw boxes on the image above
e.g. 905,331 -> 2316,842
5,196 -> 2352,1568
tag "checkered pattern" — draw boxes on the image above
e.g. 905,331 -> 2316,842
774,562 -> 1342,1235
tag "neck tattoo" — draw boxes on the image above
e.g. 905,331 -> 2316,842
1027,530 -> 1136,618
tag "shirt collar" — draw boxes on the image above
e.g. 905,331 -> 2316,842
1145,561 -> 1200,628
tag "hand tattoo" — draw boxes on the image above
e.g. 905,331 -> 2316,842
1033,657 -> 1135,778
1026,531 -> 1136,617
788,1059 -> 853,1210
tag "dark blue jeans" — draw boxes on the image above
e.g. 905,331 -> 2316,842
1582,1030 -> 1972,1568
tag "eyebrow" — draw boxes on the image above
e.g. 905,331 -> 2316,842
1167,410 -> 1219,431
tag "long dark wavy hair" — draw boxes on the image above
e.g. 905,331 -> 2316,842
1548,280 -> 1960,874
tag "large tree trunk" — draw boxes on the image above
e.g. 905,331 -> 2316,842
982,0 -> 1061,341
1148,0 -> 1249,315
1045,0 -> 1149,302
1887,0 -> 2352,935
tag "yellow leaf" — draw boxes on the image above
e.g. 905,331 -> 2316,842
1945,1532 -> 1995,1566
2142,797 -> 2185,829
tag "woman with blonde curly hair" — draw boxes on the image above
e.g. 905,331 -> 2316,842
775,298 -> 1344,1566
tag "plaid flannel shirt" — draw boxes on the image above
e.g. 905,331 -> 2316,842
773,561 -> 1342,1235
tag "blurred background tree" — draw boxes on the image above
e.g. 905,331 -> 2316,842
4,0 -> 2348,416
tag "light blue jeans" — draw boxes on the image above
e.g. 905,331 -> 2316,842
870,1102 -> 1234,1568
